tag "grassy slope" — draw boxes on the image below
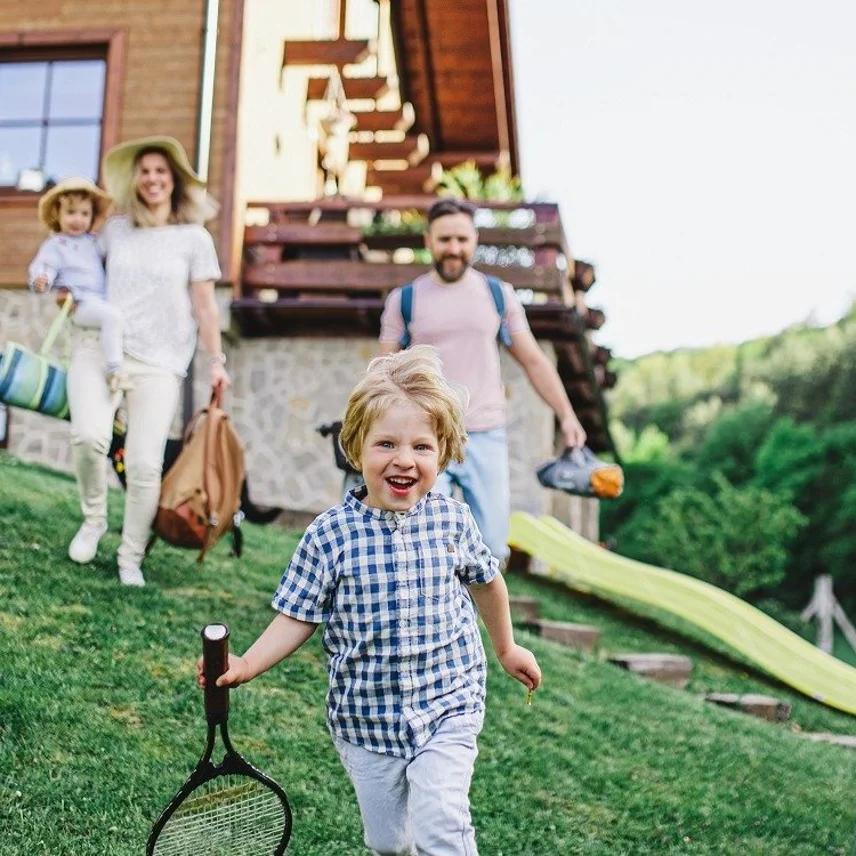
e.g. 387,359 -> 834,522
0,453 -> 854,856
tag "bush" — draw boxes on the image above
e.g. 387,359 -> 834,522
619,474 -> 806,599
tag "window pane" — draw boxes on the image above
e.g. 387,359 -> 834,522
0,126 -> 42,186
48,60 -> 106,121
0,62 -> 48,121
44,124 -> 101,183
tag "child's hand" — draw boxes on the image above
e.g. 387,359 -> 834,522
54,288 -> 76,313
498,644 -> 542,691
33,274 -> 49,293
196,653 -> 252,689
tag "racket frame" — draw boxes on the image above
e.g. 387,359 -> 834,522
145,624 -> 293,855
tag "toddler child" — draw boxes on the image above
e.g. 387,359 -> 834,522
198,345 -> 542,856
28,177 -> 130,393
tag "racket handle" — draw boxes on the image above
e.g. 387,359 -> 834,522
202,623 -> 230,724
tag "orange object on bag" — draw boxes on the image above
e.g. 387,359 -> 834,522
154,389 -> 245,562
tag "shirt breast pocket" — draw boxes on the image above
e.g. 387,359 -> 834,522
418,541 -> 460,603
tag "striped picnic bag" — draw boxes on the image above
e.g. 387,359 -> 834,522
0,295 -> 73,420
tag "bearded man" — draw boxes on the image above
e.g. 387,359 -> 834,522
378,198 -> 586,560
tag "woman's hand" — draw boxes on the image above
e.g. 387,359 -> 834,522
210,362 -> 231,393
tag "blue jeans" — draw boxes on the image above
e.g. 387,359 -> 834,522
334,712 -> 483,856
435,427 -> 510,559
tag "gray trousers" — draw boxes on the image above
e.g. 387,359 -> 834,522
333,712 -> 483,856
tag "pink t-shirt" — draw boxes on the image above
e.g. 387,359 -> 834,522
379,270 -> 530,431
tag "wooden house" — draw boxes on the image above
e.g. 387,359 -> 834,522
0,0 -> 613,536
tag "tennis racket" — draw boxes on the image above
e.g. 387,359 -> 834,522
146,623 -> 293,855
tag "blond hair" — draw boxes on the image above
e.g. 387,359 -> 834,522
116,147 -> 218,228
43,190 -> 110,233
339,345 -> 469,471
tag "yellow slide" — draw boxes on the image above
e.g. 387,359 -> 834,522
508,512 -> 856,716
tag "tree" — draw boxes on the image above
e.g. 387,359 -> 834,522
692,402 -> 776,486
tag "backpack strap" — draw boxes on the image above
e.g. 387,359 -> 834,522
485,275 -> 513,348
399,275 -> 512,349
398,282 -> 414,348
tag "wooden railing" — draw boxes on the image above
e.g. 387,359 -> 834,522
239,196 -> 575,306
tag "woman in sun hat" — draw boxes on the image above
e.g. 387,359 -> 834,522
64,135 -> 229,587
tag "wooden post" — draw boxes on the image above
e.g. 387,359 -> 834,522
801,575 -> 856,655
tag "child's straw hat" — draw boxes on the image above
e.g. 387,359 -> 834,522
38,177 -> 112,232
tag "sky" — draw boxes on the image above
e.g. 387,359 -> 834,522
509,0 -> 856,358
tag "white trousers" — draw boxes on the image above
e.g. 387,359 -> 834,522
67,336 -> 180,570
334,712 -> 482,856
72,297 -> 124,373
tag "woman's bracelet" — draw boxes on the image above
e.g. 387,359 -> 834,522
209,352 -> 227,366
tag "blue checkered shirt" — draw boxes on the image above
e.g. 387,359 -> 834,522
271,489 -> 499,759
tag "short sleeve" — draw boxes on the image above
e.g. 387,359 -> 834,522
379,286 -> 405,344
502,281 -> 530,337
457,506 -> 499,586
95,216 -> 121,256
189,226 -> 222,282
271,527 -> 336,623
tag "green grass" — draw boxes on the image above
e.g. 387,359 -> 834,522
1,451 -> 855,855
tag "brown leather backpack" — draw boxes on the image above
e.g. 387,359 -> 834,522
154,389 -> 245,562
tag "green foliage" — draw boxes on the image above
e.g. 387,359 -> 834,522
604,306 -> 856,612
692,402 -> 777,486
620,474 -> 806,599
434,161 -> 524,202
600,457 -> 698,539
609,420 -> 670,463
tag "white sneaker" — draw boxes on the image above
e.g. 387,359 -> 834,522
68,522 -> 108,564
118,566 -> 146,587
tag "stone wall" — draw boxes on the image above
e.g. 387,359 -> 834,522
1,287 -> 598,539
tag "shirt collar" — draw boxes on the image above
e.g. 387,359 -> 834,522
344,486 -> 432,525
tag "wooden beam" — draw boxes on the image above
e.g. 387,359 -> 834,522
362,223 -> 566,251
365,170 -> 434,196
306,75 -> 390,102
244,223 -> 362,247
584,307 -> 606,330
352,105 -> 414,134
349,134 -> 429,164
571,259 -> 596,292
591,344 -> 612,366
231,297 -> 582,341
242,260 -> 564,294
282,39 -> 370,68
249,196 -> 561,215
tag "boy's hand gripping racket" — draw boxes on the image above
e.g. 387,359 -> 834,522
146,624 -> 293,855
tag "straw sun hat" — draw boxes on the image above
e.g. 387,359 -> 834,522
38,177 -> 112,232
102,135 -> 218,222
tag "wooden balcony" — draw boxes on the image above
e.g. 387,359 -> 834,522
235,195 -> 613,451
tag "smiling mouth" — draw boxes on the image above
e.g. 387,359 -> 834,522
386,476 -> 417,493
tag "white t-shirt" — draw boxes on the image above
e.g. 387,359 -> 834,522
98,216 -> 221,376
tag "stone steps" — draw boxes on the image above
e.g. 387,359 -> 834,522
529,619 -> 601,654
508,595 -> 541,623
704,692 -> 791,723
608,653 -> 693,689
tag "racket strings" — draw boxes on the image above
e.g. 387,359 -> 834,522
152,774 -> 288,856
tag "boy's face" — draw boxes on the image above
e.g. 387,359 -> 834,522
361,399 -> 441,512
58,195 -> 94,236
